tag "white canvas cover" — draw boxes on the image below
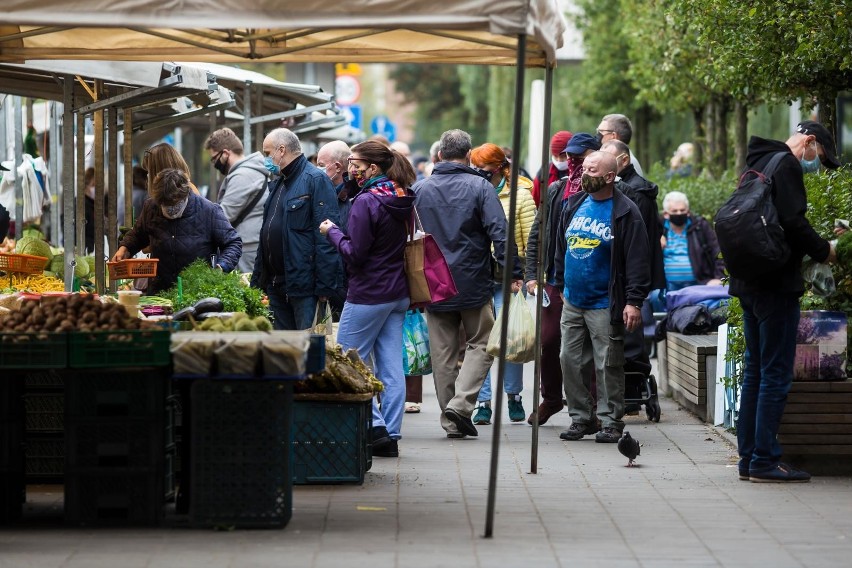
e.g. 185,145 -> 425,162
0,0 -> 566,66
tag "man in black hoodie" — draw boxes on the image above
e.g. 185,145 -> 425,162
732,120 -> 839,483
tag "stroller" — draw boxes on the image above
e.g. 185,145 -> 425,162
623,312 -> 662,422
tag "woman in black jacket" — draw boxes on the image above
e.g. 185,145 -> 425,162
113,169 -> 241,294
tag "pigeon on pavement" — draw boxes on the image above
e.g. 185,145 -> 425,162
618,431 -> 640,467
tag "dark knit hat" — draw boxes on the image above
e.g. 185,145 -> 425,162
550,131 -> 573,157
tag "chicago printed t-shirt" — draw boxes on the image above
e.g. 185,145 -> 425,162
563,197 -> 613,309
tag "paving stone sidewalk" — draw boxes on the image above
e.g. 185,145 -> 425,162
2,371 -> 851,568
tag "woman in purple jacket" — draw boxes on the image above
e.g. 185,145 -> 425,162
319,141 -> 416,458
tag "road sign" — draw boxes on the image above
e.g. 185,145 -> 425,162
335,75 -> 361,106
370,115 -> 396,142
340,105 -> 362,130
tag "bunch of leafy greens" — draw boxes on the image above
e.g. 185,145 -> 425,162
161,259 -> 267,318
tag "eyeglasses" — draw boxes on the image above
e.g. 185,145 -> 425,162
347,156 -> 368,165
209,150 -> 225,164
596,129 -> 615,137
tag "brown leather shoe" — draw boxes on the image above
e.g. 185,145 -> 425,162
527,402 -> 563,426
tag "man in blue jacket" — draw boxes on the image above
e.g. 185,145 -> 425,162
252,128 -> 343,330
413,129 -> 522,439
553,151 -> 650,444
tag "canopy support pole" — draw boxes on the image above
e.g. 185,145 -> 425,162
123,109 -> 133,224
529,63 -> 554,474
93,80 -> 105,294
243,80 -> 252,153
49,101 -> 61,244
484,33 -> 526,540
13,96 -> 23,240
107,104 -> 119,264
62,76 -> 75,291
75,112 -> 85,257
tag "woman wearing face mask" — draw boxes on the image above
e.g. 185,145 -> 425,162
659,190 -> 725,293
318,141 -> 416,458
469,143 -> 536,425
530,130 -> 573,207
112,168 -> 242,294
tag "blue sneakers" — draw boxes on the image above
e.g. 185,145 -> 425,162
472,404 -> 492,425
749,463 -> 811,483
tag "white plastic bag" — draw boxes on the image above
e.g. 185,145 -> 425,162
486,291 -> 536,363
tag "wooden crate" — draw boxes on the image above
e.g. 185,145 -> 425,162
666,333 -> 717,421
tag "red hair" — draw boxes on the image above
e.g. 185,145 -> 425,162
470,143 -> 510,178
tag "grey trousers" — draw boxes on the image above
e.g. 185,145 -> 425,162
426,303 -> 495,433
559,301 -> 626,431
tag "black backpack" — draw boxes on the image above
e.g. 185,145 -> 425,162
714,152 -> 790,280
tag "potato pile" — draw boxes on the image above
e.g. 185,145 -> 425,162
0,294 -> 144,333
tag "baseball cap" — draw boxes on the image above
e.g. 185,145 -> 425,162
564,132 -> 601,156
797,120 -> 841,169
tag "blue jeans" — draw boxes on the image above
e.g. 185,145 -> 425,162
267,286 -> 317,330
737,292 -> 800,473
336,297 -> 410,439
478,285 -> 524,402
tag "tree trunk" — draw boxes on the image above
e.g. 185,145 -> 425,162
734,100 -> 748,174
705,100 -> 717,178
692,106 -> 705,177
634,104 -> 652,170
817,90 -> 838,141
714,96 -> 730,175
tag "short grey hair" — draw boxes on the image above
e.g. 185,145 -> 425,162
439,129 -> 472,160
663,191 -> 690,212
429,140 -> 441,161
267,128 -> 302,155
318,140 -> 351,165
602,114 -> 634,144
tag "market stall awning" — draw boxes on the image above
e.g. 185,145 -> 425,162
0,0 -> 565,68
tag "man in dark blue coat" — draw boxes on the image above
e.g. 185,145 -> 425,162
412,128 -> 522,439
252,128 -> 343,330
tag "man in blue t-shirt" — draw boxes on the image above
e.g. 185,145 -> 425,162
553,151 -> 651,443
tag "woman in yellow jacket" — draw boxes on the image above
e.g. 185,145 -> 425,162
469,142 -> 537,425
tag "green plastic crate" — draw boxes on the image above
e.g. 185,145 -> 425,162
291,398 -> 372,485
68,330 -> 170,369
0,333 -> 68,369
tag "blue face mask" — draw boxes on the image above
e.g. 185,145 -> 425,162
800,142 -> 820,174
264,156 -> 280,176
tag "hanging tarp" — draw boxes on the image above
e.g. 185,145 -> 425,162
0,0 -> 565,67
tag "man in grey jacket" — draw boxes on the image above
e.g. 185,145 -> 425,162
412,129 -> 523,439
205,128 -> 269,273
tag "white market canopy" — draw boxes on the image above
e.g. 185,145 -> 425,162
0,0 -> 565,67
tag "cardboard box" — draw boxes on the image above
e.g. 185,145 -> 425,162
793,310 -> 847,381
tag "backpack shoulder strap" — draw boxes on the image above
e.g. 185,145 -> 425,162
763,152 -> 788,177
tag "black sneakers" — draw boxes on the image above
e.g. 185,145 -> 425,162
559,422 -> 599,441
444,408 -> 478,437
594,427 -> 622,443
749,463 -> 811,483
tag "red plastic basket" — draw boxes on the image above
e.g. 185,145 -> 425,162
0,253 -> 49,274
107,259 -> 159,280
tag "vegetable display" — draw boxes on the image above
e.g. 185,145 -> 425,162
295,344 -> 384,395
161,259 -> 267,318
0,294 -> 147,334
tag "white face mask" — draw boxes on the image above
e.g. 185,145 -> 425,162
552,156 -> 569,171
161,197 -> 189,219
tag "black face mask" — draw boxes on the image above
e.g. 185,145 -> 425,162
213,156 -> 229,176
669,213 -> 688,226
472,166 -> 492,180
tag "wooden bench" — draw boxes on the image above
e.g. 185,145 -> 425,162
664,333 -> 718,422
780,380 -> 852,475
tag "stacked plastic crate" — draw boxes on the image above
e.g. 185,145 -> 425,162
23,370 -> 65,484
63,330 -> 170,526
